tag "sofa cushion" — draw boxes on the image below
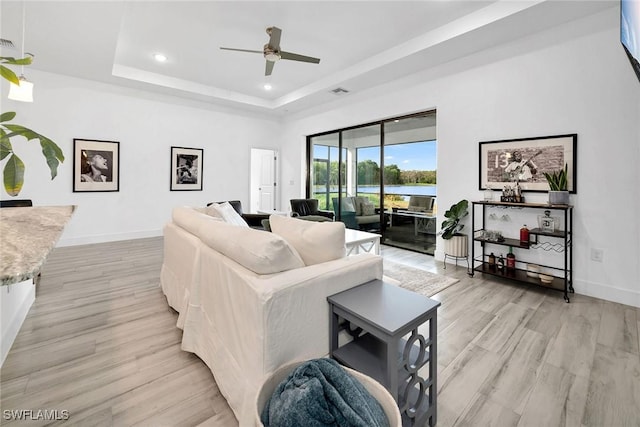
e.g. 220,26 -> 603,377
209,202 -> 249,227
199,220 -> 304,274
269,214 -> 346,266
173,206 -> 223,236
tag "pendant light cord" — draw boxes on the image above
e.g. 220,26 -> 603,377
20,1 -> 26,76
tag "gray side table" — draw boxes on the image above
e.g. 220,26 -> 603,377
328,279 -> 441,427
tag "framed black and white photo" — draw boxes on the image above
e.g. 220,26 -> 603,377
73,139 -> 120,192
170,146 -> 203,191
479,134 -> 577,193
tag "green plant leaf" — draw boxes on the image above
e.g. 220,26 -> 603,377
0,55 -> 33,66
0,65 -> 20,85
3,124 -> 40,141
0,111 -> 17,123
0,129 -> 13,160
3,153 -> 25,196
2,124 -> 65,180
40,137 -> 64,179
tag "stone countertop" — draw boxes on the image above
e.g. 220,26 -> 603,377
1,205 -> 76,286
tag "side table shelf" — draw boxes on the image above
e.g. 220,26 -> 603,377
328,280 -> 441,427
471,201 -> 574,302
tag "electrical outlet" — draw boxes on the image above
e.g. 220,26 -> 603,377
591,248 -> 604,262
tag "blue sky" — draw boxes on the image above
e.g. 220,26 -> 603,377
358,140 -> 437,171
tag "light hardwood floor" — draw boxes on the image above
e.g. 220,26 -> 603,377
1,238 -> 639,426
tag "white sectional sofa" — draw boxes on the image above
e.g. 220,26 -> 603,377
160,206 -> 383,426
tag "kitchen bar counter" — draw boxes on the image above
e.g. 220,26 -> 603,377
0,205 -> 76,286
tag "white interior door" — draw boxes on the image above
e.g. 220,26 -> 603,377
250,148 -> 277,212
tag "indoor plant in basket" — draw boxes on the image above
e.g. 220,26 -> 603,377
440,199 -> 469,258
543,164 -> 569,205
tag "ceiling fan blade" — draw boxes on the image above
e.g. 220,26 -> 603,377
265,60 -> 275,76
220,47 -> 263,54
280,51 -> 320,64
268,26 -> 282,49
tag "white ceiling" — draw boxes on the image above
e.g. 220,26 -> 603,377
0,1 -> 615,115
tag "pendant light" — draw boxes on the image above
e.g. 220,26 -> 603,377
8,1 -> 33,103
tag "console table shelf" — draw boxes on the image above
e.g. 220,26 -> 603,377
471,201 -> 574,302
332,333 -> 431,390
473,262 -> 565,292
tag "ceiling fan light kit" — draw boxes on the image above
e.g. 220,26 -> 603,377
220,26 -> 320,76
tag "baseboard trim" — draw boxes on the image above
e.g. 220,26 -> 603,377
573,279 -> 640,308
57,229 -> 162,247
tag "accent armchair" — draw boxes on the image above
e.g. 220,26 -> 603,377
290,199 -> 335,222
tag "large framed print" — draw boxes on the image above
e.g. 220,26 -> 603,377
479,134 -> 577,193
73,139 -> 120,192
170,146 -> 203,191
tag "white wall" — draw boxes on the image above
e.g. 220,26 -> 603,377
1,71 -> 281,246
280,8 -> 640,307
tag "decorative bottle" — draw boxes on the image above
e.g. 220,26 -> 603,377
520,224 -> 530,246
506,247 -> 516,271
497,253 -> 505,272
488,252 -> 496,271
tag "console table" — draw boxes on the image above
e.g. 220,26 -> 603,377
328,280 -> 440,426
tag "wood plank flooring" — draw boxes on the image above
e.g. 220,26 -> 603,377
1,238 -> 639,426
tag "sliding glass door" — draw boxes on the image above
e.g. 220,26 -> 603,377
307,111 -> 437,255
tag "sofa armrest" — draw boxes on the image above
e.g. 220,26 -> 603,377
317,209 -> 335,220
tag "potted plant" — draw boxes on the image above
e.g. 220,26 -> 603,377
440,199 -> 469,258
1,55 -> 64,197
542,164 -> 569,205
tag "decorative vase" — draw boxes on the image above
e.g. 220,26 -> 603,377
444,234 -> 468,258
548,190 -> 569,205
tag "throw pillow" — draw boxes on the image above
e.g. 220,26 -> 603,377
354,197 -> 367,216
269,214 -> 346,266
204,204 -> 223,218
210,202 -> 248,227
361,202 -> 376,216
342,197 -> 356,213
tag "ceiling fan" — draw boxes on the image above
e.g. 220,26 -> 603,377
220,26 -> 320,76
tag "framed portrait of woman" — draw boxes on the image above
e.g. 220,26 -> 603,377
73,139 -> 120,192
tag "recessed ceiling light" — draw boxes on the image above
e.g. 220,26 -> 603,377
154,53 -> 167,62
264,84 -> 272,91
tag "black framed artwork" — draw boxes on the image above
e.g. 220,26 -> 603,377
479,134 -> 577,193
73,138 -> 120,192
170,146 -> 203,191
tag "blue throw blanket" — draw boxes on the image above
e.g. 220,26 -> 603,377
261,359 -> 390,427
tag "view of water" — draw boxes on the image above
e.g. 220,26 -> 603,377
358,185 -> 436,196
314,185 -> 436,196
